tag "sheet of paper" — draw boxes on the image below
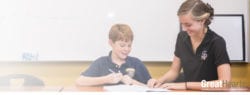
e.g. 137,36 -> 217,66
103,85 -> 169,92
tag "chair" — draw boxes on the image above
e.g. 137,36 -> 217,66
0,74 -> 44,87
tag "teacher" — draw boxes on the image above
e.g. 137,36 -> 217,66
147,0 -> 231,90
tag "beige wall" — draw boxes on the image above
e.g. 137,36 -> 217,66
0,62 -> 249,87
248,0 -> 250,62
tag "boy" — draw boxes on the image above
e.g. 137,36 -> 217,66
76,24 -> 151,86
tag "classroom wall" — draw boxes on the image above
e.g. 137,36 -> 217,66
0,0 -> 248,62
206,0 -> 249,62
0,62 -> 249,87
0,0 -> 249,88
175,0 -> 250,62
248,0 -> 250,62
244,0 -> 249,62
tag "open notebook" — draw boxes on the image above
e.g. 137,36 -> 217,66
103,85 -> 169,92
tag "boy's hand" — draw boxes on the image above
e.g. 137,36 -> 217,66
106,73 -> 123,84
121,75 -> 133,85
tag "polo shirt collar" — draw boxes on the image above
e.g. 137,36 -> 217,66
201,27 -> 213,45
107,51 -> 129,68
183,27 -> 213,45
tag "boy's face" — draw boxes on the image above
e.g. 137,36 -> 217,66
109,40 -> 132,60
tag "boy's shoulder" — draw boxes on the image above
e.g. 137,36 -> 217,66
127,56 -> 140,60
96,56 -> 109,60
92,56 -> 109,64
92,55 -> 144,65
126,56 -> 143,64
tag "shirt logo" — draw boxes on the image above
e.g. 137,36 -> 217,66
126,68 -> 135,78
201,50 -> 208,61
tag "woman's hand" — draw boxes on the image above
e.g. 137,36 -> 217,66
160,83 -> 186,90
147,78 -> 163,88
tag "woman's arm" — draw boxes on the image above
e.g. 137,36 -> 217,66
160,63 -> 231,90
217,63 -> 231,81
147,56 -> 182,88
159,56 -> 182,82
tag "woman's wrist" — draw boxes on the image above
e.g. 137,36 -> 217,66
185,82 -> 188,90
157,79 -> 164,85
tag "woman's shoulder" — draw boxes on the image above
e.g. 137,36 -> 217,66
178,31 -> 188,36
177,31 -> 189,41
208,29 -> 226,43
207,29 -> 227,47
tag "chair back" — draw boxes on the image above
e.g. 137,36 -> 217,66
0,74 -> 44,87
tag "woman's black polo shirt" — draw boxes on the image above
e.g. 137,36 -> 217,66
174,28 -> 230,82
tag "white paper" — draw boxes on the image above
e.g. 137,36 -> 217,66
103,85 -> 169,92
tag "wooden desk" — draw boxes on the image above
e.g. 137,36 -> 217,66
0,86 -> 63,92
201,87 -> 250,92
61,86 -> 250,92
0,86 -> 249,92
61,86 -> 105,92
0,62 -> 249,87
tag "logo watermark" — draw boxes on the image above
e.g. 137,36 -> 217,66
22,52 -> 39,61
201,80 -> 250,88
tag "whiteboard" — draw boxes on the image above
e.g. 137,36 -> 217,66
0,0 -> 182,61
209,15 -> 245,61
0,0 -> 245,62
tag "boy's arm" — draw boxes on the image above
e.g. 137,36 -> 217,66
76,73 -> 123,86
131,78 -> 147,86
121,75 -> 146,86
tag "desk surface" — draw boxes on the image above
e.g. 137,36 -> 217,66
62,86 -> 250,92
0,86 -> 63,92
0,86 -> 249,92
62,86 -> 105,92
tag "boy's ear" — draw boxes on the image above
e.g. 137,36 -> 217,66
109,39 -> 113,46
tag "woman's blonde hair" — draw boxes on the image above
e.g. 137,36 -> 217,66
177,0 -> 214,26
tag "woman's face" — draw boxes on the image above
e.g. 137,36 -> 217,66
179,14 -> 204,37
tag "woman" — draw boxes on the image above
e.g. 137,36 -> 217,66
147,0 -> 231,90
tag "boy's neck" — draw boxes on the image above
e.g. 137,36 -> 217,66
111,53 -> 125,66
